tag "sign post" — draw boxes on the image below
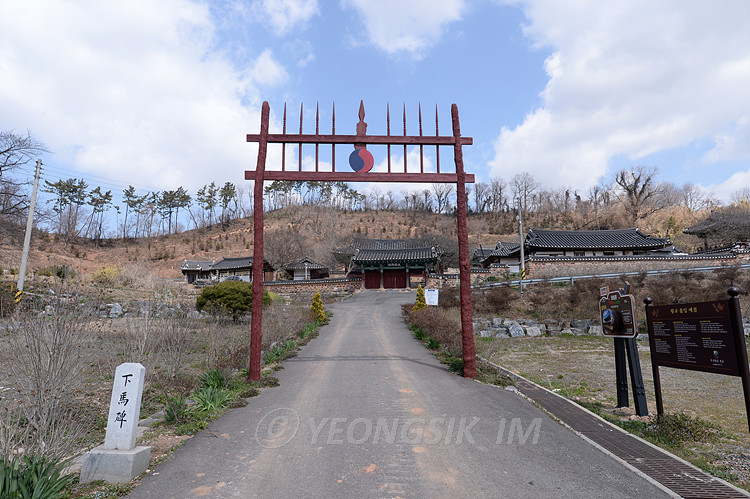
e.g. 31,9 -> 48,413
599,287 -> 648,416
644,287 -> 750,431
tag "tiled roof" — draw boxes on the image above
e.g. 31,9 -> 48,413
284,257 -> 328,271
349,238 -> 437,250
181,260 -> 213,271
473,248 -> 494,259
211,256 -> 255,271
489,241 -> 521,257
526,228 -> 669,250
353,247 -> 438,263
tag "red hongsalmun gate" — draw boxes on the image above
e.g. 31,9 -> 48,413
246,101 -> 477,380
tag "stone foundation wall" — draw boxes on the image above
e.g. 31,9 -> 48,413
526,255 -> 737,280
264,278 -> 361,294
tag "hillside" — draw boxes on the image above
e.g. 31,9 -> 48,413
0,204 -> 708,284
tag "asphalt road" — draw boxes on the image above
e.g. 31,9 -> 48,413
127,291 -> 671,498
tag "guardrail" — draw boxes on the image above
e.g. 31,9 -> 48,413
473,263 -> 750,290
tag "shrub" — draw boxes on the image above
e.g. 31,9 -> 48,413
484,286 -> 517,313
201,369 -> 226,389
412,284 -> 427,312
406,307 -> 462,353
311,290 -> 326,323
0,285 -> 16,318
192,386 -> 231,414
92,265 -> 120,286
196,281 -> 271,320
0,455 -> 75,499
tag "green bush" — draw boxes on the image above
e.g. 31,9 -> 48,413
192,386 -> 231,414
412,284 -> 427,312
195,281 -> 271,320
200,369 -> 226,389
311,290 -> 326,323
164,395 -> 189,424
0,455 -> 75,499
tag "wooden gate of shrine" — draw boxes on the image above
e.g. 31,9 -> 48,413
246,101 -> 477,379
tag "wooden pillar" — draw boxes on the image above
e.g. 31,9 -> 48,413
452,104 -> 476,379
406,266 -> 410,289
248,101 -> 269,382
380,265 -> 384,289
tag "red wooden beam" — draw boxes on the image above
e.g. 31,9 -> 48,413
244,171 -> 475,183
247,133 -> 472,146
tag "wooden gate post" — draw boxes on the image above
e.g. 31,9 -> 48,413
248,101 -> 269,382
452,104 -> 476,379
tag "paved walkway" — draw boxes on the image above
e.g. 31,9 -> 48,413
128,291 -> 674,498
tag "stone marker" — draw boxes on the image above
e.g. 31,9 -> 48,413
81,363 -> 151,484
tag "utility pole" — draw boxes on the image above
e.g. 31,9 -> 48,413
17,159 -> 42,298
517,197 -> 525,293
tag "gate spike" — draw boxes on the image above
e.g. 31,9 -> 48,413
419,103 -> 424,173
387,103 -> 391,173
386,103 -> 391,136
359,100 -> 365,122
418,103 -> 423,136
299,102 -> 303,171
403,103 -> 407,172
282,103 -> 287,171
435,104 -> 440,173
315,102 -> 319,172
332,102 -> 336,171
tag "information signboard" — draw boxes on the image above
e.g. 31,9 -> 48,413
644,288 -> 750,432
425,288 -> 439,306
646,300 -> 739,376
599,290 -> 638,339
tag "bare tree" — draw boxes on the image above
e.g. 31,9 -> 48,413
731,187 -> 750,206
511,172 -> 539,212
488,177 -> 507,213
473,181 -> 490,213
614,166 -> 667,224
681,183 -> 713,211
264,229 -> 305,279
431,183 -> 454,214
0,130 -> 48,223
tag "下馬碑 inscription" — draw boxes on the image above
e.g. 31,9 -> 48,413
104,363 -> 146,450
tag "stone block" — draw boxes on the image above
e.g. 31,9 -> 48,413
479,330 -> 494,338
80,445 -> 151,484
525,326 -> 543,337
508,322 -> 525,337
588,325 -> 603,336
492,318 -> 504,327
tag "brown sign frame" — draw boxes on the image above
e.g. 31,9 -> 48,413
644,288 -> 750,432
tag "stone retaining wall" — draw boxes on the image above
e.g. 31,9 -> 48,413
526,255 -> 737,280
264,278 -> 361,294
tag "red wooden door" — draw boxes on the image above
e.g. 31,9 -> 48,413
383,269 -> 407,288
364,270 -> 381,289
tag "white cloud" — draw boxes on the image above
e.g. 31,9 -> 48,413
342,0 -> 465,58
490,0 -> 750,191
249,49 -> 289,86
252,0 -> 319,36
0,1 -> 290,192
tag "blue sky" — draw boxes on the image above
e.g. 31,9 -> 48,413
2,0 -> 750,209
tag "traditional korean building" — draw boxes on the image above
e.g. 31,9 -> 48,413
283,257 -> 330,280
338,238 -> 441,289
525,228 -> 671,257
475,241 -> 522,269
180,260 -> 213,284
684,210 -> 750,251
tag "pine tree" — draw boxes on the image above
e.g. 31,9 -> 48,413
412,284 -> 427,312
311,290 -> 326,323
